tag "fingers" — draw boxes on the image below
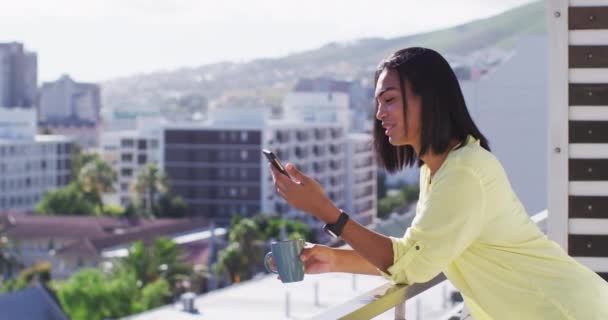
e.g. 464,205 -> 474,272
299,244 -> 317,262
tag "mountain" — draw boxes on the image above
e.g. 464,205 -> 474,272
101,1 -> 545,114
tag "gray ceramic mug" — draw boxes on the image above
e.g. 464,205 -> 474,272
264,239 -> 305,283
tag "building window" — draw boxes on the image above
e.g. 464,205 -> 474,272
121,139 -> 134,148
229,187 -> 237,197
138,154 -> 147,164
121,153 -> 133,162
240,131 -> 248,142
240,150 -> 248,160
138,140 -> 147,150
121,183 -> 129,191
121,168 -> 133,177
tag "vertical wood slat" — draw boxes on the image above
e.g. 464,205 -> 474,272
569,121 -> 608,143
569,84 -> 608,105
569,46 -> 608,68
569,7 -> 608,30
570,196 -> 608,218
569,159 -> 608,180
568,234 -> 608,257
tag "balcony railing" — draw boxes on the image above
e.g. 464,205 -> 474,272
314,210 -> 548,320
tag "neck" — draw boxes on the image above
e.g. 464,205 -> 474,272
417,139 -> 460,178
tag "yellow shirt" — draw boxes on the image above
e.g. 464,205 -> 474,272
382,136 -> 608,319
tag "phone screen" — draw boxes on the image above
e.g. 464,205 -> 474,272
262,149 -> 290,177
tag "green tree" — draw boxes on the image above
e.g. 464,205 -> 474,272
213,242 -> 247,283
131,164 -> 168,217
119,238 -> 191,291
70,146 -> 101,180
377,184 -> 419,219
0,223 -> 19,282
54,268 -> 169,320
229,218 -> 264,278
2,261 -> 51,293
130,164 -> 188,218
79,158 -> 117,214
35,182 -> 96,215
155,193 -> 188,218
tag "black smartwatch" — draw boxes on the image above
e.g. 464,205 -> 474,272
323,210 -> 350,238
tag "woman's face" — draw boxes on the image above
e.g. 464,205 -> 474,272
375,68 -> 421,148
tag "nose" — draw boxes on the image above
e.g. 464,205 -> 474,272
376,103 -> 386,121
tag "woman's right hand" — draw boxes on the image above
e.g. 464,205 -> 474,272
300,243 -> 335,274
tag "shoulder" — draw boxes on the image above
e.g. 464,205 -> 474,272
441,140 -> 502,181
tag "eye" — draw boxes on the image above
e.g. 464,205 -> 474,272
385,97 -> 395,104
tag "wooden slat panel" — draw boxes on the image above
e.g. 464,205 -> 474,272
570,196 -> 608,218
569,7 -> 608,29
569,121 -> 608,143
569,84 -> 608,105
569,159 -> 608,180
569,234 -> 608,257
570,46 -> 608,67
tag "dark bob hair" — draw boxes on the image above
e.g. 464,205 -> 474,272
373,47 -> 490,173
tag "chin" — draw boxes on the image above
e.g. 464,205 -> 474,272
388,136 -> 407,146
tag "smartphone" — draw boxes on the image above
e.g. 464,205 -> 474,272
262,149 -> 291,178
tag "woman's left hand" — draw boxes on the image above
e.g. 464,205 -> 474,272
270,163 -> 336,221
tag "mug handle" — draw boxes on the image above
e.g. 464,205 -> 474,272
264,252 -> 278,274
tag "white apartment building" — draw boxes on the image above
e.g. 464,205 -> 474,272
0,107 -> 72,213
345,133 -> 377,225
100,129 -> 162,206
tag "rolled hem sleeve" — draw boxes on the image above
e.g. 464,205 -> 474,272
378,236 -> 417,285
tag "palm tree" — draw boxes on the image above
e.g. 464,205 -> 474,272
213,242 -> 246,283
120,238 -> 191,291
78,158 -> 117,214
131,164 -> 168,217
227,218 -> 264,279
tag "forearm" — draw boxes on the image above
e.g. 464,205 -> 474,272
318,201 -> 395,274
331,248 -> 382,275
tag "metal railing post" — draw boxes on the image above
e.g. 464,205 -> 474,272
394,301 -> 405,320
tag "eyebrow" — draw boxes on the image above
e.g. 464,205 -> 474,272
375,87 -> 398,100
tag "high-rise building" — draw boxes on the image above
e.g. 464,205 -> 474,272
0,42 -> 37,108
162,80 -> 377,228
0,107 -> 72,213
38,75 -> 102,148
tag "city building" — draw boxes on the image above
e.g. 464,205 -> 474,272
0,108 -> 73,213
38,75 -> 102,148
0,213 -> 224,280
0,42 -> 37,108
100,126 -> 162,207
287,78 -> 374,133
164,91 -> 376,229
345,133 -> 377,225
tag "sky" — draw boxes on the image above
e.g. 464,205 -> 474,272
1,0 -> 537,83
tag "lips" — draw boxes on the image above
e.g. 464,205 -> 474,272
382,122 -> 395,136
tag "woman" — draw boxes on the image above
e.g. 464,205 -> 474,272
270,47 -> 608,319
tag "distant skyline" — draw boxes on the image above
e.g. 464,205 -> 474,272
1,0 -> 537,82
